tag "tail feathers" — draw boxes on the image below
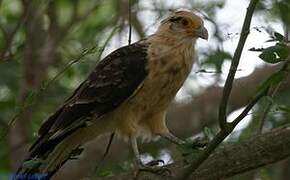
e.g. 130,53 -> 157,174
14,138 -> 82,180
14,118 -> 107,180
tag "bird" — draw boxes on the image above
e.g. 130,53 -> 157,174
15,10 -> 208,179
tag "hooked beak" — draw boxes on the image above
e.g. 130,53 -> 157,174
196,26 -> 208,40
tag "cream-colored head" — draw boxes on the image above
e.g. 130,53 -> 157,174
156,10 -> 208,40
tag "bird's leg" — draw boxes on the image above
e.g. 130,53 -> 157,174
130,137 -> 170,176
130,136 -> 143,167
160,132 -> 185,145
160,132 -> 207,148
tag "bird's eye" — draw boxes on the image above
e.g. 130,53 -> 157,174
181,19 -> 189,26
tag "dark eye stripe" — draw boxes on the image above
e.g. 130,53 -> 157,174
169,16 -> 182,22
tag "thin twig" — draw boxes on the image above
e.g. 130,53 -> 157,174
218,0 -> 259,131
231,89 -> 268,127
0,0 -> 30,62
257,85 -> 281,134
179,0 -> 260,179
93,0 -> 132,176
178,87 -> 267,180
60,0 -> 103,41
128,0 -> 132,45
195,68 -> 243,74
93,133 -> 115,174
0,27 -> 118,141
0,46 -> 97,140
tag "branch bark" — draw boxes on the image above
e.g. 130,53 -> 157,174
7,0 -> 61,169
7,1 -> 47,169
53,64 -> 290,180
181,1 -> 261,178
98,124 -> 290,180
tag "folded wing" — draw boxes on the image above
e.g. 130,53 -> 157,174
30,41 -> 149,157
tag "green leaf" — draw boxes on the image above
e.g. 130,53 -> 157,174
273,32 -> 285,42
259,49 -> 276,63
258,43 -> 289,64
257,71 -> 286,93
275,43 -> 290,59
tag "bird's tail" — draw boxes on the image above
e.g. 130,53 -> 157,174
40,137 -> 81,174
14,132 -> 85,180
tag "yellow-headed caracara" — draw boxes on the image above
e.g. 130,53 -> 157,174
16,10 -> 208,179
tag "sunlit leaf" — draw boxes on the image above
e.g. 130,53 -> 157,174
273,32 -> 285,42
258,43 -> 289,64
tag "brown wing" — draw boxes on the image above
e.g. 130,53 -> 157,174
30,41 -> 148,156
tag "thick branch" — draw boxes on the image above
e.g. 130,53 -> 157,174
98,124 -> 290,180
53,64 -> 290,180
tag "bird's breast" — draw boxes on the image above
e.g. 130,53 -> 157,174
111,43 -> 195,140
133,44 -> 195,112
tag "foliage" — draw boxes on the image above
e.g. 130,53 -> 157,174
249,32 -> 289,64
202,49 -> 232,72
0,0 -> 289,179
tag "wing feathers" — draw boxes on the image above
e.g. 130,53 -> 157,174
30,41 -> 149,156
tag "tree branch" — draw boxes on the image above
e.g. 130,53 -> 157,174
256,28 -> 290,134
218,0 -> 259,131
180,1 -> 261,179
54,64 -> 290,180
96,124 -> 290,180
59,0 -> 102,40
0,0 -> 29,62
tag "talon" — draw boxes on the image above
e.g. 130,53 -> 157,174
146,159 -> 165,166
130,137 -> 171,178
192,138 -> 208,148
138,165 -> 171,176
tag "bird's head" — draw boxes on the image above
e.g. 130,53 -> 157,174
157,10 -> 208,41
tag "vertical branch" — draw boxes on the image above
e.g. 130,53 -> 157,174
218,0 -> 260,131
8,0 -> 47,169
179,0 -> 261,179
128,0 -> 132,45
283,23 -> 289,41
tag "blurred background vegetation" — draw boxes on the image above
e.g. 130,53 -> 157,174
0,0 -> 289,179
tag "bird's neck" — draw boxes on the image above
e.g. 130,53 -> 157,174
147,33 -> 196,72
148,33 -> 196,52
